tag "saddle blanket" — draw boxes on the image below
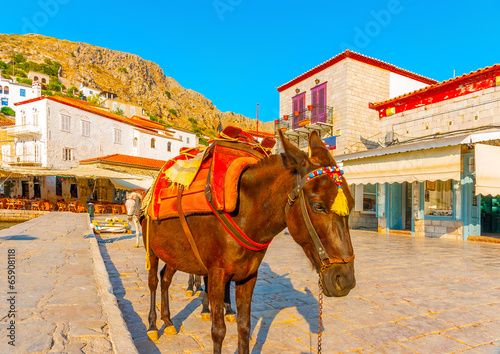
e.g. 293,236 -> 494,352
146,127 -> 275,221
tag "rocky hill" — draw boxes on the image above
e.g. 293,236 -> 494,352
0,34 -> 273,135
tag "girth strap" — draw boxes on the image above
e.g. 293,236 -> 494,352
177,186 -> 208,273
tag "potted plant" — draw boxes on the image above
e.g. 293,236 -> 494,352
283,115 -> 289,120
308,105 -> 314,111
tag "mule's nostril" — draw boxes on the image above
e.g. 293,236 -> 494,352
335,274 -> 342,290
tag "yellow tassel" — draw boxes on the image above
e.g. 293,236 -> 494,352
331,188 -> 349,216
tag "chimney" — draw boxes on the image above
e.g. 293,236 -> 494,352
32,80 -> 41,98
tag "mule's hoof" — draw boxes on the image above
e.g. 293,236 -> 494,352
164,325 -> 177,335
201,313 -> 211,321
225,314 -> 237,323
134,244 -> 140,248
186,290 -> 193,297
147,330 -> 158,341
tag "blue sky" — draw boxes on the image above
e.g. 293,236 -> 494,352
3,0 -> 499,122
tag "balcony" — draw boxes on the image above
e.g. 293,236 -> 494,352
7,124 -> 42,138
274,104 -> 334,143
7,154 -> 42,166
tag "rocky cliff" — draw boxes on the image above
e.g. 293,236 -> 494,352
0,34 -> 273,135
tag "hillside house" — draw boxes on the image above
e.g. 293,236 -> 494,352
27,71 -> 50,85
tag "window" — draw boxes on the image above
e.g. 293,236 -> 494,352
81,120 -> 90,137
133,137 -> 138,147
89,90 -> 93,95
0,86 -> 2,94
114,128 -> 122,144
4,86 -> 9,95
424,180 -> 453,217
363,184 -> 376,212
56,176 -> 62,196
33,109 -> 38,126
151,138 -> 156,148
34,76 -> 39,82
311,82 -> 327,124
179,135 -> 183,141
292,92 -> 305,129
167,142 -> 171,152
21,111 -> 26,126
120,104 -> 125,112
20,89 -> 26,97
187,137 -> 190,144
130,107 -> 135,116
61,114 -> 71,132
112,102 -> 118,111
63,148 -> 73,161
1,98 -> 8,106
41,78 -> 46,84
34,145 -> 39,162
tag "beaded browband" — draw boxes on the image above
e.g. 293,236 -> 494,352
286,166 -> 349,216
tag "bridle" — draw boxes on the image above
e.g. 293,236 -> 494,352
285,166 -> 355,267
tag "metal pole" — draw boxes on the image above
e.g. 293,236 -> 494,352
256,103 -> 259,136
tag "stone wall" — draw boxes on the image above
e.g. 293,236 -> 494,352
413,219 -> 463,240
0,209 -> 49,222
379,85 -> 500,142
350,211 -> 378,230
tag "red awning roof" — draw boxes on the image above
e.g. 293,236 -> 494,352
79,154 -> 166,169
276,50 -> 437,93
369,64 -> 500,118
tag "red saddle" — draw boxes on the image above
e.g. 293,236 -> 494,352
147,126 -> 276,221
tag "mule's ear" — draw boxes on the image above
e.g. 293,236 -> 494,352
279,129 -> 312,175
309,131 -> 336,166
126,191 -> 130,199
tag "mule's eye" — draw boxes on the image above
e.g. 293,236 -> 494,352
311,202 -> 327,214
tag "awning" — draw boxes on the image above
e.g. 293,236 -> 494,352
110,178 -> 153,191
342,145 -> 461,184
475,144 -> 500,196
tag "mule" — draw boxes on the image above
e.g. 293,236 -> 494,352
142,131 -> 356,353
125,191 -> 143,248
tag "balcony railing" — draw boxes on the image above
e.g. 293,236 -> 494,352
7,154 -> 41,165
6,124 -> 42,137
275,104 -> 333,133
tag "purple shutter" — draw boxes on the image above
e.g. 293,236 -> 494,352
311,83 -> 327,124
292,93 -> 305,129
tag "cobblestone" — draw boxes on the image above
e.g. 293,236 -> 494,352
98,227 -> 500,353
0,213 -> 114,354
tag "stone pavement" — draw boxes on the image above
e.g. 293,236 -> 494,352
0,212 -> 132,354
98,224 -> 500,353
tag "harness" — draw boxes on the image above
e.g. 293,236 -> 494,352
285,166 -> 355,266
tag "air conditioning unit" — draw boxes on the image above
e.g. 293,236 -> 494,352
385,131 -> 394,146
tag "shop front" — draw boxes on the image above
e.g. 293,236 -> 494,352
338,132 -> 500,240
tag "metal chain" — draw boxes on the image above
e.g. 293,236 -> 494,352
317,269 -> 325,354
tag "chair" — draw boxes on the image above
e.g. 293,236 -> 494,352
76,202 -> 87,213
57,202 -> 68,211
0,199 -> 7,209
68,201 -> 77,213
31,201 -> 41,211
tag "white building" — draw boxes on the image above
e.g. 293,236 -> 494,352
4,95 -> 196,201
78,83 -> 101,99
167,126 -> 198,148
0,78 -> 41,110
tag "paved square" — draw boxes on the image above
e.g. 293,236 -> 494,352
98,229 -> 500,353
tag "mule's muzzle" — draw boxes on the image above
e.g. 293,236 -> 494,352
321,262 -> 355,297
127,216 -> 132,222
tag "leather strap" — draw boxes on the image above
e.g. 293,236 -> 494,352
177,186 -> 208,272
205,166 -> 272,251
298,188 -> 355,264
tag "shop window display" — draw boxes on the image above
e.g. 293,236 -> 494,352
424,180 -> 453,217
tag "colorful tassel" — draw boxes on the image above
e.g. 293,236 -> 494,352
331,188 -> 349,216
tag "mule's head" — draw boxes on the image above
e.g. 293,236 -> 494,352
280,130 -> 355,297
125,191 -> 140,221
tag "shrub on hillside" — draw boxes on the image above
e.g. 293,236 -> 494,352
165,91 -> 171,99
168,108 -> 178,117
1,107 -> 15,116
17,78 -> 32,85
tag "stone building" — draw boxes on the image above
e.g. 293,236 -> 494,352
339,64 -> 500,240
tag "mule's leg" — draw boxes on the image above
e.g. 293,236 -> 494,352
224,281 -> 236,323
194,275 -> 202,296
159,264 -> 177,335
201,276 -> 210,321
235,275 -> 258,354
208,270 -> 231,354
147,252 -> 160,341
187,274 -> 195,297
133,215 -> 141,248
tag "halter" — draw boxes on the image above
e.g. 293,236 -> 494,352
285,166 -> 355,266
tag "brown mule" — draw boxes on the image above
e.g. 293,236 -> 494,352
142,131 -> 356,353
